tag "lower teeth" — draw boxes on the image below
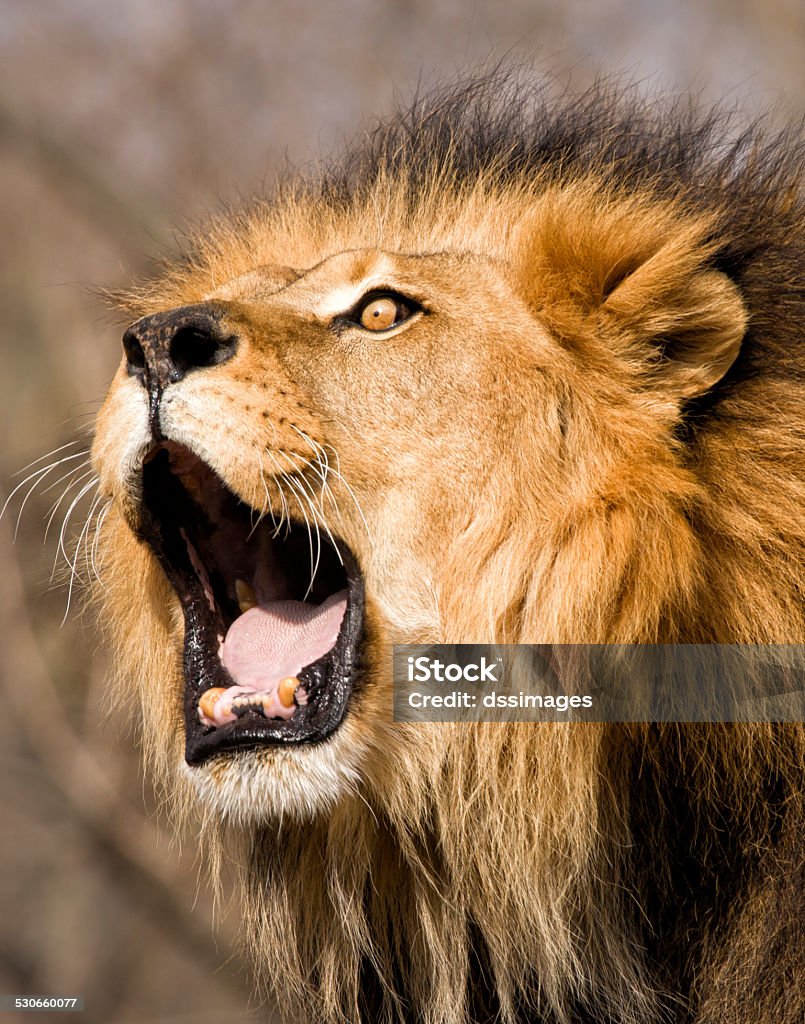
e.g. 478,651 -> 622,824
198,678 -> 305,727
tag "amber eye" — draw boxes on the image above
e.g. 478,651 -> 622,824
356,293 -> 416,332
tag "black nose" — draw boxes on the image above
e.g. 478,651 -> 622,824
122,304 -> 238,392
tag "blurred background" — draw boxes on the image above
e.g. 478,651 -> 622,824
0,2 -> 801,1021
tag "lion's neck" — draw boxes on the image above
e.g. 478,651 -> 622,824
439,446 -> 802,644
239,725 -> 659,1024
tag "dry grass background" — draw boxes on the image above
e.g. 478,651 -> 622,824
0,2 -> 801,1021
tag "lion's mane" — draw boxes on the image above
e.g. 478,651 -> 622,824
98,72 -> 804,1024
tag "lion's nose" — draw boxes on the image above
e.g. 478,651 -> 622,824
122,304 -> 238,393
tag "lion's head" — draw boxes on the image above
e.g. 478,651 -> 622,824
91,76 -> 804,1023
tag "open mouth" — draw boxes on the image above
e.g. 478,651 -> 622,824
137,442 -> 365,765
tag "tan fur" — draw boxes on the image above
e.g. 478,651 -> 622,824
91,84 -> 804,1023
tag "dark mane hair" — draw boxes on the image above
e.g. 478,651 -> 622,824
321,69 -> 803,400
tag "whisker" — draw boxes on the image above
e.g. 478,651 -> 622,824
276,450 -> 344,567
286,431 -> 342,519
60,476 -> 100,625
56,474 -> 99,592
321,439 -> 342,477
320,445 -> 372,544
287,429 -> 372,550
72,488 -> 103,589
10,438 -> 87,477
41,458 -> 93,499
253,446 -> 280,538
290,426 -> 332,484
269,453 -> 319,593
264,449 -> 292,539
286,471 -> 324,598
1,449 -> 91,533
78,490 -> 105,584
89,498 -> 112,586
49,468 -> 96,577
43,463 -> 94,542
280,470 -> 318,599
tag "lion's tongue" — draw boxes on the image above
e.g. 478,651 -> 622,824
220,590 -> 348,691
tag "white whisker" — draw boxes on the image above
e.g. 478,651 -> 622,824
78,490 -> 105,583
43,463 -> 94,543
60,476 -> 100,625
287,471 -> 324,596
56,474 -> 98,575
41,458 -> 93,499
287,429 -> 373,549
287,429 -> 342,520
89,499 -> 111,586
276,449 -> 344,568
280,469 -> 318,599
10,438 -> 86,477
49,468 -> 97,578
264,448 -> 292,538
321,445 -> 372,544
1,449 -> 91,537
289,426 -> 331,484
253,446 -> 281,538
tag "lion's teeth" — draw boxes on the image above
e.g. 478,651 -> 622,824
277,676 -> 301,707
199,681 -> 304,728
198,687 -> 227,721
235,579 -> 257,613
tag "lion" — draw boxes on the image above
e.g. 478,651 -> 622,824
89,73 -> 804,1023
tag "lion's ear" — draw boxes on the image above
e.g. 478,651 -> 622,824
601,244 -> 747,399
516,188 -> 747,398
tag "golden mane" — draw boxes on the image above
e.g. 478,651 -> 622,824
93,72 -> 804,1023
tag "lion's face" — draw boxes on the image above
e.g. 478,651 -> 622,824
93,244 -> 567,820
93,185 -> 748,823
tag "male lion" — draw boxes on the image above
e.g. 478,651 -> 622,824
91,74 -> 803,1023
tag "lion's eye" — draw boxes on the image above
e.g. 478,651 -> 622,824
356,293 -> 416,332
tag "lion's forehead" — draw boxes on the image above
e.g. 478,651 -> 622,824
202,247 -> 512,336
204,249 -> 405,313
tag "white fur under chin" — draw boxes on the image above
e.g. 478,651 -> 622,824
182,728 -> 365,825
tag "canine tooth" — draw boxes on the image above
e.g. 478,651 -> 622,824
277,676 -> 300,707
198,687 -> 227,721
235,579 -> 257,613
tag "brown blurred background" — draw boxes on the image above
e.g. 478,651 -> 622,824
0,2 -> 801,1022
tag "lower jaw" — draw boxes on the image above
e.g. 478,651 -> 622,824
182,656 -> 364,768
180,550 -> 366,767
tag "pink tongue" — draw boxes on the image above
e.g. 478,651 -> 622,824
221,590 -> 348,691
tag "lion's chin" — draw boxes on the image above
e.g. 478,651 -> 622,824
182,723 -> 367,825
